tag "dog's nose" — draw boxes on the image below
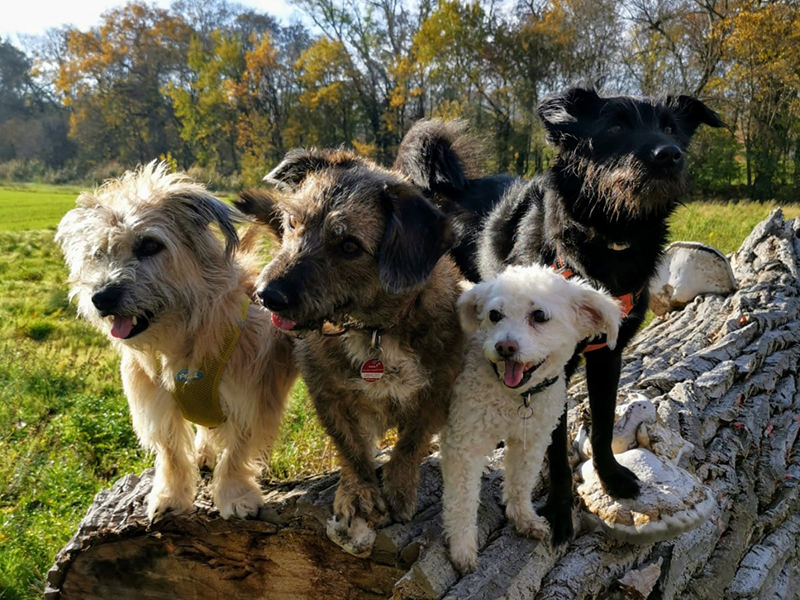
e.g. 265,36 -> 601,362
652,145 -> 683,165
258,284 -> 291,312
495,340 -> 518,358
92,285 -> 124,313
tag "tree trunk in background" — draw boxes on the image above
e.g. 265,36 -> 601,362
46,211 -> 800,600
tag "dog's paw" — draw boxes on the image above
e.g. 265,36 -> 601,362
448,536 -> 479,575
598,461 -> 641,499
508,505 -> 550,540
334,480 -> 388,527
537,500 -> 574,547
147,489 -> 194,523
382,480 -> 418,523
214,478 -> 264,519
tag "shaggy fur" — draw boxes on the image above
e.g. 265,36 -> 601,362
56,162 -> 297,521
441,265 -> 621,573
235,150 -> 464,533
398,87 -> 724,545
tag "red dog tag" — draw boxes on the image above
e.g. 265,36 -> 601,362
360,358 -> 384,382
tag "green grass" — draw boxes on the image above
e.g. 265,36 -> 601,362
669,200 -> 800,254
0,184 -> 84,232
0,185 -> 798,599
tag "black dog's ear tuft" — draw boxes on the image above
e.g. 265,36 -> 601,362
537,86 -> 602,144
394,119 -> 478,195
235,188 -> 284,241
378,184 -> 454,294
668,95 -> 726,136
265,149 -> 363,191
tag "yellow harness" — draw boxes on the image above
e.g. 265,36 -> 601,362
169,296 -> 251,428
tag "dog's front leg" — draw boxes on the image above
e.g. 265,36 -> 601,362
382,406 -> 440,523
504,436 -> 550,541
315,394 -> 386,526
441,427 -> 488,575
584,347 -> 640,498
121,355 -> 197,522
537,412 -> 574,546
211,430 -> 265,520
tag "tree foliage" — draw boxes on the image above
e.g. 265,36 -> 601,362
1,0 -> 798,198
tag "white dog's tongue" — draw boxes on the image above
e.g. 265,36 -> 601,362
504,361 -> 526,388
111,316 -> 134,339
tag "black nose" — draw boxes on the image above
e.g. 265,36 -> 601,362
257,284 -> 291,312
652,145 -> 683,165
92,285 -> 124,314
495,340 -> 518,359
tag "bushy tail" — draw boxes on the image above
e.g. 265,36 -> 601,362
393,119 -> 484,196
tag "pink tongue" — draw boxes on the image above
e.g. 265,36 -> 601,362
111,316 -> 134,339
503,361 -> 526,388
271,312 -> 297,331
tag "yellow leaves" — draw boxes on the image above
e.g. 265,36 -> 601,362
351,140 -> 378,159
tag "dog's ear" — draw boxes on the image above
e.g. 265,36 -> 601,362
177,189 -> 242,258
378,183 -> 454,294
235,188 -> 284,241
668,95 -> 726,136
538,87 -> 602,144
570,284 -> 622,350
265,149 -> 362,191
457,280 -> 491,334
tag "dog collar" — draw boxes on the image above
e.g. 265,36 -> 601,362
167,295 -> 251,428
551,249 -> 640,353
518,375 -> 560,419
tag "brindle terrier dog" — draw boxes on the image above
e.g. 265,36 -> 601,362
236,150 -> 464,537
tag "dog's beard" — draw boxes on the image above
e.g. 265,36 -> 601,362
574,154 -> 687,221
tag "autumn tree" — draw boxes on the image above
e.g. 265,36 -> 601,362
56,2 -> 192,165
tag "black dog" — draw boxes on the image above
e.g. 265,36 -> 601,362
397,86 -> 724,544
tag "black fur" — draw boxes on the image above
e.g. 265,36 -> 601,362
235,188 -> 284,240
394,120 -> 514,282
379,183 -> 453,294
403,87 -> 724,545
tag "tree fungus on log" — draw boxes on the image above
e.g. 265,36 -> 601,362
46,211 -> 800,600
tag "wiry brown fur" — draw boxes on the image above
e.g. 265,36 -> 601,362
56,162 -> 297,521
237,150 -> 464,531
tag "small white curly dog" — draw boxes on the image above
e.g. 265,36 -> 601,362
57,162 -> 297,522
440,264 -> 622,573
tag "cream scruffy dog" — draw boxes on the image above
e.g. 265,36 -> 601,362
56,162 -> 297,522
441,264 -> 621,574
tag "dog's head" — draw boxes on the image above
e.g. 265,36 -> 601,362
56,161 -> 242,345
538,86 -> 725,219
235,149 -> 453,331
458,265 -> 621,392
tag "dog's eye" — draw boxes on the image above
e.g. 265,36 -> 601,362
287,215 -> 298,230
530,309 -> 548,324
340,237 -> 361,256
488,310 -> 503,323
135,238 -> 164,259
608,125 -> 621,135
664,125 -> 673,135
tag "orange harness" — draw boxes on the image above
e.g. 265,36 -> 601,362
551,255 -> 638,353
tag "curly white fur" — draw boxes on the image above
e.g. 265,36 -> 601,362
56,162 -> 297,521
440,264 -> 622,574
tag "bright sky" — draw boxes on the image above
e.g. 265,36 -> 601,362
1,0 -> 304,41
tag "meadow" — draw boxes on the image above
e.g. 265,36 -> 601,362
0,183 -> 798,599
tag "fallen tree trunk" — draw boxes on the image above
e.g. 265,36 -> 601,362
46,210 -> 800,600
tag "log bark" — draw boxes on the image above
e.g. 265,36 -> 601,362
46,210 -> 800,600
